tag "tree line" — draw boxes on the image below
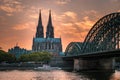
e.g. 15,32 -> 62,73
0,50 -> 52,63
18,52 -> 52,62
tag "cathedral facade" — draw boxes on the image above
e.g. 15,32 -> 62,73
32,10 -> 62,55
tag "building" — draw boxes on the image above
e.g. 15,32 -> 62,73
8,44 -> 30,58
32,10 -> 62,56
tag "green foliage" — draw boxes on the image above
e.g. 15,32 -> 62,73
17,54 -> 29,62
18,51 -> 52,62
0,50 -> 52,63
0,50 -> 16,63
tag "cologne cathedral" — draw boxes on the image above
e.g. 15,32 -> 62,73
32,10 -> 62,55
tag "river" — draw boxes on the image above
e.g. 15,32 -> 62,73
0,70 -> 120,80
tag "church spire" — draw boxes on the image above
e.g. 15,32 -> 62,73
38,9 -> 42,25
48,10 -> 52,26
36,10 -> 44,38
46,10 -> 54,38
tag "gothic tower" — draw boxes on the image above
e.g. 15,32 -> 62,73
46,10 -> 54,38
36,10 -> 44,38
32,10 -> 62,55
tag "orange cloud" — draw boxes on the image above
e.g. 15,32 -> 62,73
61,23 -> 73,27
12,22 -> 36,31
55,0 -> 71,5
75,16 -> 95,30
63,11 -> 77,19
110,0 -> 119,2
0,0 -> 24,15
24,6 -> 39,19
0,5 -> 15,13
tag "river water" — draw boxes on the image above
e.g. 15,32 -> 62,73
0,70 -> 120,80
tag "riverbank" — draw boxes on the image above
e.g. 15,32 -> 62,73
0,63 -> 72,71
0,67 -> 34,70
0,63 -> 41,70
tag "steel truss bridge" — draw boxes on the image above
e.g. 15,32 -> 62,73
65,12 -> 120,57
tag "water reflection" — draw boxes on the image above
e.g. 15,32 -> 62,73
33,70 -> 82,80
0,70 -> 120,80
78,70 -> 113,80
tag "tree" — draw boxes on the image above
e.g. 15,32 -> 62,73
17,54 -> 29,62
18,51 -> 52,63
0,50 -> 16,63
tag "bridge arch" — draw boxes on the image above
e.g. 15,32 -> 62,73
65,42 -> 83,56
65,12 -> 120,55
82,12 -> 120,53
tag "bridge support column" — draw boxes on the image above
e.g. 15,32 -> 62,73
73,58 -> 115,71
74,59 -> 80,71
73,58 -> 94,71
74,58 -> 91,71
62,58 -> 74,70
78,58 -> 99,70
99,58 -> 114,70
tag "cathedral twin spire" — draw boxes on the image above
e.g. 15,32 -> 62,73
35,10 -> 44,38
35,10 -> 54,38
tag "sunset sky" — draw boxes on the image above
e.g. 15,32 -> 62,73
0,0 -> 120,52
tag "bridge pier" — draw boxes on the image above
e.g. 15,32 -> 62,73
99,58 -> 114,70
73,58 -> 115,71
74,59 -> 80,71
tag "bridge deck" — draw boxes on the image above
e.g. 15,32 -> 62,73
63,50 -> 120,59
